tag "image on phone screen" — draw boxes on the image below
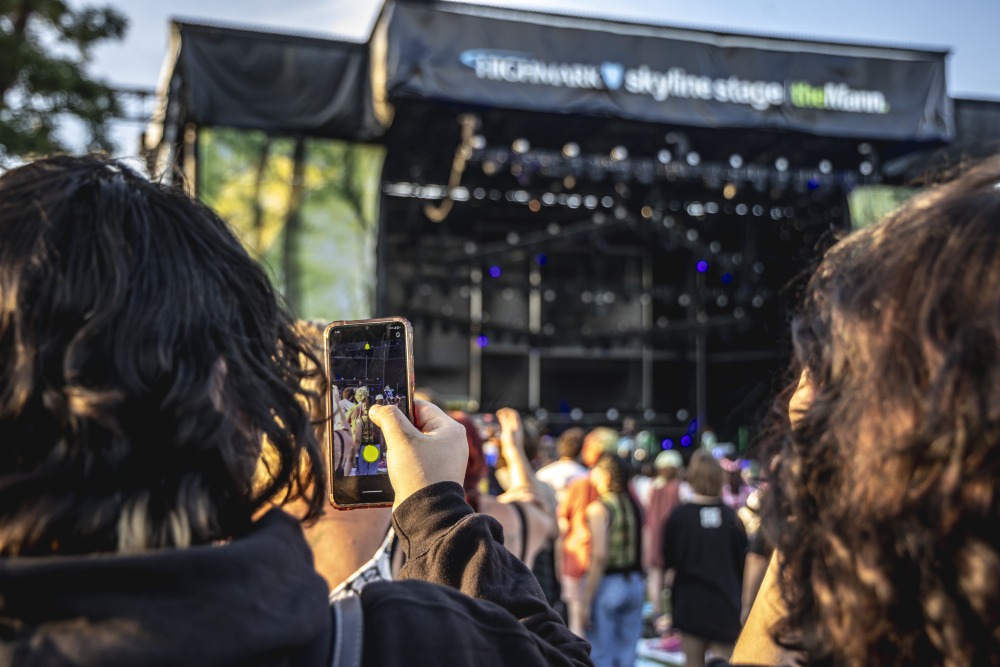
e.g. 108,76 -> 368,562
328,321 -> 410,478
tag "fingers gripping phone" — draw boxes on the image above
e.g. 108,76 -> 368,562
324,317 -> 415,509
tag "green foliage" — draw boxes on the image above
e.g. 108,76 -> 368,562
0,0 -> 127,163
848,185 -> 915,229
198,127 -> 385,322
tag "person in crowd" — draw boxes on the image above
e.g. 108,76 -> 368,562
582,454 -> 645,667
731,159 -> 1000,666
720,457 -> 750,511
536,427 -> 588,505
662,450 -> 748,667
348,387 -> 382,475
339,386 -> 356,415
559,427 -> 621,637
0,155 -> 590,667
644,449 -> 684,620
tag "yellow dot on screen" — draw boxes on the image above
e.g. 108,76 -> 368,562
364,342 -> 371,350
362,444 -> 380,463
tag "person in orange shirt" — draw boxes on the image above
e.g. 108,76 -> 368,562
558,426 -> 620,637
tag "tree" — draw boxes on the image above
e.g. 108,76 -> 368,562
0,0 -> 127,164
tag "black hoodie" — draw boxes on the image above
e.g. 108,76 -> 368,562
0,482 -> 592,667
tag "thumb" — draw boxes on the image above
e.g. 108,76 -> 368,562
369,404 -> 419,443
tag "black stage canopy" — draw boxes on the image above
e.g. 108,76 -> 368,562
376,2 -> 952,143
155,21 -> 382,144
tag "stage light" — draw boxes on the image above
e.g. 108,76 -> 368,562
541,192 -> 556,205
656,316 -> 669,328
676,408 -> 689,420
705,202 -> 719,214
483,161 -> 498,176
614,206 -> 628,221
567,194 -> 582,208
562,142 -> 580,158
686,152 -> 701,166
459,286 -> 472,298
729,154 -> 743,168
547,222 -> 561,235
471,135 -> 486,150
771,207 -> 782,220
686,229 -> 699,242
543,289 -> 556,302
807,178 -> 820,191
658,149 -> 672,164
709,241 -> 721,253
752,295 -> 765,308
716,295 -> 729,307
859,161 -> 874,176
678,293 -> 692,306
723,183 -> 737,199
611,146 -> 629,161
696,260 -> 709,273
528,199 -> 541,212
752,205 -> 764,217
542,323 -> 556,335
686,202 -> 704,217
535,253 -> 548,266
605,292 -> 616,304
644,409 -> 656,421
680,435 -> 692,447
564,175 -> 576,189
733,307 -> 745,319
606,408 -> 620,421
489,189 -> 501,201
775,157 -> 789,172
601,196 -> 615,208
641,205 -> 654,219
512,138 -> 530,154
507,232 -> 520,245
464,241 -> 477,254
581,291 -> 594,304
476,335 -> 489,347
584,195 -> 599,209
571,408 -> 583,421
819,159 -> 832,174
722,272 -> 734,284
473,187 -> 486,199
662,439 -> 674,450
735,203 -> 748,215
858,142 -> 872,155
663,216 -> 675,229
489,265 -> 502,278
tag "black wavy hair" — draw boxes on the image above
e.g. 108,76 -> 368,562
0,155 -> 325,555
761,157 -> 1000,666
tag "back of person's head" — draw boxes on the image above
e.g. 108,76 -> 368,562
556,427 -> 586,460
764,158 -> 1000,665
0,155 -> 323,556
654,449 -> 683,478
686,450 -> 723,497
592,453 -> 629,495
342,387 -> 355,401
581,426 -> 619,468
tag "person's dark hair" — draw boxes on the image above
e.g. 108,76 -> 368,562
556,427 -> 585,460
592,454 -> 628,495
686,449 -> 723,497
0,155 -> 324,556
342,387 -> 355,401
761,158 -> 1000,665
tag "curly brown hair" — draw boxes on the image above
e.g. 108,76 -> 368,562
762,158 -> 1000,666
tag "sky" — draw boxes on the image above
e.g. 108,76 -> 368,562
78,0 -> 1000,155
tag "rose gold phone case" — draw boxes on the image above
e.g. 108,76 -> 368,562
324,316 -> 415,510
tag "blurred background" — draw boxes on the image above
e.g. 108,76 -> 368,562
3,0 -> 998,451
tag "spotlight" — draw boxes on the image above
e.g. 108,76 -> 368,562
723,183 -> 737,200
512,138 -> 530,154
775,157 -> 789,172
657,149 -> 673,164
686,151 -> 701,166
859,161 -> 874,176
611,146 -> 629,161
819,159 -> 832,174
729,154 -> 743,168
562,142 -> 580,158
471,135 -> 486,150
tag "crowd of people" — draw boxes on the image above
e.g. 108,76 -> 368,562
0,152 -> 998,667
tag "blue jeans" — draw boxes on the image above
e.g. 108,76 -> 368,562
589,571 -> 645,667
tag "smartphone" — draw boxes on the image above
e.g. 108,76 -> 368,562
324,317 -> 415,509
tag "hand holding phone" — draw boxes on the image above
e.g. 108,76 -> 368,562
370,400 -> 469,510
325,317 -> 415,509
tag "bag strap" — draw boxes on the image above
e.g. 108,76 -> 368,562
330,592 -> 364,667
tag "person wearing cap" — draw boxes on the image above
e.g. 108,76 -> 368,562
644,449 -> 684,619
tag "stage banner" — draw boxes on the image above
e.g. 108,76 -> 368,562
379,3 -> 952,142
176,23 -> 382,141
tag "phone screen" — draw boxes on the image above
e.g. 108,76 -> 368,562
325,318 -> 413,508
